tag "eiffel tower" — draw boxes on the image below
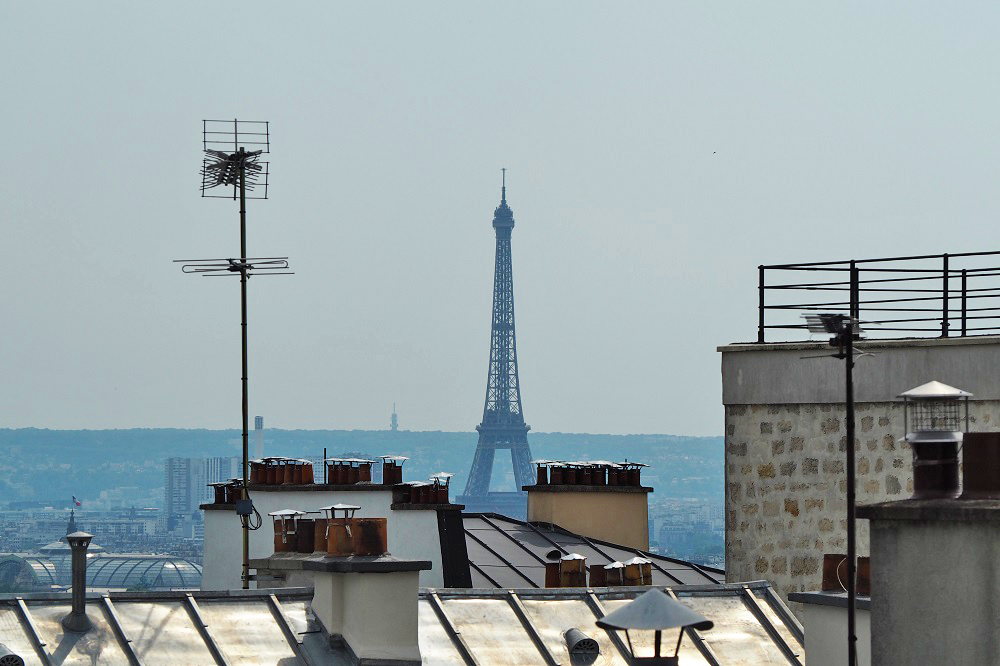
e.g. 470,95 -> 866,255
458,170 -> 534,518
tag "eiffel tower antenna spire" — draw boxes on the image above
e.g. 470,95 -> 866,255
458,172 -> 534,518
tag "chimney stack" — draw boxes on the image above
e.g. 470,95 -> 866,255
858,381 -> 996,666
251,509 -> 429,664
61,531 -> 94,633
526,460 -> 652,550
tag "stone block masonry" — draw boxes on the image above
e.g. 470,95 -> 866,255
720,335 -> 1000,606
726,400 -> 1000,602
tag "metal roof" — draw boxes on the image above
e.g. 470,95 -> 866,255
462,513 -> 724,589
0,589 -> 337,666
0,554 -> 202,590
1,582 -> 802,665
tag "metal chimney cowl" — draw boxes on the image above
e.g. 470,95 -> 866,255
61,531 -> 94,633
899,381 -> 971,499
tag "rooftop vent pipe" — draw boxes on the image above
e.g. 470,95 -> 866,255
0,643 -> 25,666
61,531 -> 94,633
564,628 -> 600,659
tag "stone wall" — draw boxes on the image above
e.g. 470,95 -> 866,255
725,399 -> 1000,602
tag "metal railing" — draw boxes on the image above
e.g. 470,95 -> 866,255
758,250 -> 1000,343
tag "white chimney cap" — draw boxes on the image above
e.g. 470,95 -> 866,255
603,561 -> 626,570
319,503 -> 361,511
898,381 -> 972,399
380,455 -> 409,462
430,472 -> 454,479
268,509 -> 306,517
561,553 -> 587,561
624,556 -> 652,565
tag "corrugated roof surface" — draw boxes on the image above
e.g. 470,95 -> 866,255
1,589 -> 344,666
422,582 -> 802,665
2,582 -> 801,665
463,513 -> 724,588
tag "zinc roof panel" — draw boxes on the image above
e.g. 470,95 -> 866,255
29,603 -> 131,665
114,601 -> 214,665
416,599 -> 467,665
197,599 -> 299,664
681,595 -> 793,664
0,607 -> 40,666
440,597 -> 547,665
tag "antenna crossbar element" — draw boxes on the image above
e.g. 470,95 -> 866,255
201,120 -> 270,199
175,257 -> 292,276
203,119 -> 270,152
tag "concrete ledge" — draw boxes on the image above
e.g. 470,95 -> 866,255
248,483 -> 393,492
0,587 -> 314,602
719,334 -> 1000,353
720,333 -> 1000,404
522,484 -> 653,493
251,553 -> 432,573
200,503 -> 236,511
390,503 -> 465,511
789,590 -> 871,610
858,498 -> 1000,522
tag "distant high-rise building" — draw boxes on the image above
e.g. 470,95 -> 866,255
254,416 -> 264,459
458,172 -> 534,519
390,404 -> 398,432
167,456 -> 239,530
165,457 -> 193,531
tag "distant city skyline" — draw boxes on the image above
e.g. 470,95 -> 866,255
3,3 -> 1000,436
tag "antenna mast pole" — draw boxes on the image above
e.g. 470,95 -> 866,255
238,145 -> 251,590
183,119 -> 287,590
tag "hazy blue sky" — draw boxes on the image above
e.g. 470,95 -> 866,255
3,3 -> 999,435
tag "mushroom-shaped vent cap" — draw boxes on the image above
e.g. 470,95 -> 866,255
595,588 -> 713,632
564,628 -> 600,656
65,531 -> 94,548
898,381 -> 972,399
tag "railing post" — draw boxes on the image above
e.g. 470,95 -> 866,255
961,269 -> 967,337
850,261 -> 859,322
942,254 -> 950,337
758,265 -> 765,344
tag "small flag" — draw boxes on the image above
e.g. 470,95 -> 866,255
72,496 -> 81,507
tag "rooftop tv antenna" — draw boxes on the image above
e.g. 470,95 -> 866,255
176,119 -> 291,589
801,312 -> 864,666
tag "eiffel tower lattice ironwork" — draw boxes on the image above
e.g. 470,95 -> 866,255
463,171 -> 535,501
